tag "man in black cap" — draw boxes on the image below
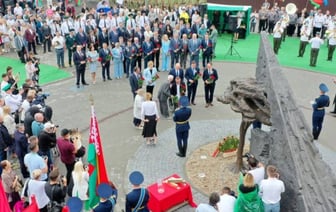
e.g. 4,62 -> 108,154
312,83 -> 330,140
126,171 -> 149,212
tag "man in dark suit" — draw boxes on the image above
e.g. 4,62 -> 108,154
202,62 -> 218,108
168,63 -> 184,82
188,33 -> 201,68
108,26 -> 119,48
201,34 -> 213,68
75,28 -> 88,51
185,61 -> 200,105
129,67 -> 142,98
142,36 -> 154,69
173,96 -> 192,157
98,27 -> 109,48
99,42 -> 112,81
73,45 -> 88,88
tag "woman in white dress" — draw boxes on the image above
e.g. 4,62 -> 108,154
71,160 -> 89,203
133,89 -> 145,129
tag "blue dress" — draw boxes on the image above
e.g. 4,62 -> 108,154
87,50 -> 98,73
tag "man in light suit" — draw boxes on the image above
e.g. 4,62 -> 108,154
188,33 -> 201,68
14,30 -> 26,63
73,45 -> 88,88
157,75 -> 174,118
185,61 -> 200,105
202,62 -> 218,108
170,33 -> 182,69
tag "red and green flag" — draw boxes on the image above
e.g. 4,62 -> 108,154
87,105 -> 109,209
0,181 -> 11,211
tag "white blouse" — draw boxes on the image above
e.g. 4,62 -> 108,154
141,101 -> 159,120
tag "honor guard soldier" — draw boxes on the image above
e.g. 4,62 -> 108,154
93,183 -> 118,212
66,197 -> 83,212
126,171 -> 149,212
66,29 -> 76,67
312,83 -> 330,140
173,96 -> 192,157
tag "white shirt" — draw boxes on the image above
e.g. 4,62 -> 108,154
141,101 -> 159,119
259,178 -> 285,204
52,35 -> 65,49
196,203 -> 217,212
248,167 -> 265,186
20,99 -> 31,121
309,37 -> 324,49
4,94 -> 22,113
218,194 -> 236,212
27,180 -> 49,209
14,6 -> 23,16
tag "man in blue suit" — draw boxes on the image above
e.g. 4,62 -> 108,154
201,34 -> 213,68
99,42 -> 112,81
73,45 -> 88,88
202,62 -> 218,108
173,96 -> 192,157
142,36 -> 154,69
129,67 -> 142,99
168,63 -> 184,82
169,33 -> 182,69
108,26 -> 119,48
312,83 -> 330,140
188,33 -> 201,68
185,61 -> 200,105
75,28 -> 88,51
98,27 -> 109,48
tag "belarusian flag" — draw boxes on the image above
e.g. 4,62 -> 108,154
23,195 -> 39,212
87,105 -> 109,208
0,181 -> 11,211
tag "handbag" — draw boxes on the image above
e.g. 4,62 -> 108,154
47,185 -> 64,212
75,145 -> 86,158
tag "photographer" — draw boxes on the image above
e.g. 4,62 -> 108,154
38,122 -> 57,171
44,169 -> 67,211
244,153 -> 265,186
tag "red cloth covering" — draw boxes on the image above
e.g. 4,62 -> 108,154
147,174 -> 197,212
0,181 -> 11,212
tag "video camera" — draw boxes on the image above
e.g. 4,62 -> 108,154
240,152 -> 259,175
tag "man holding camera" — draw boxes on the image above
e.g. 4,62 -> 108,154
44,169 -> 67,207
245,154 -> 265,186
38,122 -> 57,172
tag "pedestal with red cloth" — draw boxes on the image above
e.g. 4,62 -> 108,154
147,174 -> 197,212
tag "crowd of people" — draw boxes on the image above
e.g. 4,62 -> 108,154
196,156 -> 285,212
0,0 -> 295,211
249,1 -> 336,66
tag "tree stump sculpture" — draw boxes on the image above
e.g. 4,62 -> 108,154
217,78 -> 271,171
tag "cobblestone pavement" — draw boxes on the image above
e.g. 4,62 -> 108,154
3,43 -> 336,211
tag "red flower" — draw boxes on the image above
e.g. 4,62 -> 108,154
98,57 -> 102,62
210,75 -> 216,80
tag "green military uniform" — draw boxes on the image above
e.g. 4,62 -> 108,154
65,31 -> 76,67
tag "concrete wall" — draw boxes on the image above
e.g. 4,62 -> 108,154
250,32 -> 336,211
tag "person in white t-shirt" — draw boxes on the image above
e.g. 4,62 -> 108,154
247,157 -> 265,186
217,187 -> 236,212
259,165 -> 285,212
196,192 -> 220,212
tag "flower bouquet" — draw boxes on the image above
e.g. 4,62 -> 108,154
152,73 -> 160,82
206,75 -> 216,84
105,54 -> 112,61
87,57 -> 92,63
172,96 -> 179,105
188,72 -> 202,86
97,57 -> 102,62
138,75 -> 145,88
212,136 -> 239,157
180,83 -> 186,95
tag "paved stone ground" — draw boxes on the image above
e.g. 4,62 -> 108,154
3,41 -> 336,211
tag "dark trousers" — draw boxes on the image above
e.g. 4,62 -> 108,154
204,83 -> 215,103
312,110 -> 325,140
65,162 -> 75,187
28,41 -> 37,54
125,58 -> 131,76
43,38 -> 51,53
17,48 -> 26,63
136,56 -> 142,69
190,54 -> 199,68
327,45 -> 335,61
282,28 -> 287,41
68,48 -> 73,65
131,58 -> 137,73
273,37 -> 282,54
176,130 -> 189,156
268,21 -> 275,34
310,48 -> 319,66
55,48 -> 65,67
259,19 -> 267,32
0,149 -> 7,175
187,83 -> 198,103
298,41 -> 308,57
153,50 -> 160,69
202,53 -> 212,68
144,54 -> 153,69
76,65 -> 86,85
171,52 -> 180,68
313,27 -> 322,37
146,85 -> 154,95
102,62 -> 111,80
180,52 -> 188,69
297,24 -> 302,37
38,150 -> 52,171
18,154 -> 30,178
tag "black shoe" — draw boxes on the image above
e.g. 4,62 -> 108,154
107,78 -> 112,80
83,83 -> 89,85
330,111 -> 336,114
176,152 -> 185,157
76,84 -> 80,88
34,52 -> 38,55
48,50 -> 52,52
103,78 -> 106,81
